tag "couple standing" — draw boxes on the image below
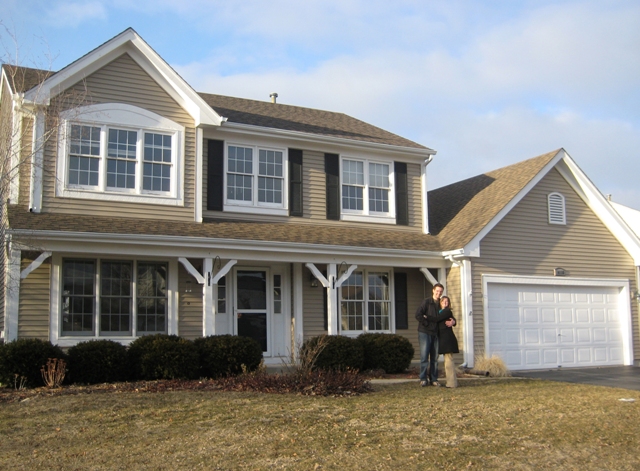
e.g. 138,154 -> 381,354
415,283 -> 459,388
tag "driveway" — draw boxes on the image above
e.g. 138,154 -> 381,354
512,365 -> 640,391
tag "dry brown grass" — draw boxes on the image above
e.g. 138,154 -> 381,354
474,354 -> 511,377
1,378 -> 639,470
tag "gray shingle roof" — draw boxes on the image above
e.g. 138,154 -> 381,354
428,149 -> 560,250
1,64 -> 55,93
199,93 -> 429,149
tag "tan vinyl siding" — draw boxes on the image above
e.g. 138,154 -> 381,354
472,168 -> 639,360
407,162 -> 421,228
18,255 -> 50,340
305,150 -> 326,220
178,261 -> 203,340
302,265 -> 327,339
42,53 -> 196,221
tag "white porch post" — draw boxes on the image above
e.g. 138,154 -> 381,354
5,248 -> 21,341
202,258 -> 214,337
326,264 -> 337,334
293,263 -> 304,358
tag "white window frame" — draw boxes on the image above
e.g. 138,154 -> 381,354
50,254 -> 178,347
548,192 -> 566,225
223,142 -> 289,216
339,268 -> 393,335
56,103 -> 185,206
340,155 -> 395,224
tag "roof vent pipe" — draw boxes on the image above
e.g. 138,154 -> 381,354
270,92 -> 278,103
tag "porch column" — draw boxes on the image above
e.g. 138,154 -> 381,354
293,263 -> 304,358
4,248 -> 21,341
202,258 -> 215,337
458,258 -> 474,368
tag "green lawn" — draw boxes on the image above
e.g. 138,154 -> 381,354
1,378 -> 639,470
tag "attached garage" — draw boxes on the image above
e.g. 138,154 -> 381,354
483,276 -> 633,370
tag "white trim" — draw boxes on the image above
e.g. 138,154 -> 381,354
29,109 -> 45,212
9,100 -> 22,204
23,28 -> 222,126
195,127 -> 203,222
212,260 -> 237,285
421,156 -> 433,234
56,103 -> 185,206
481,274 -> 634,367
339,155 -> 396,222
555,156 -> 640,264
178,257 -> 205,284
5,248 -> 21,341
293,263 -> 304,358
420,267 -> 439,286
167,259 -> 179,335
11,229 -> 447,267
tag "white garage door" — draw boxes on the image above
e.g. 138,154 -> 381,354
487,283 -> 624,370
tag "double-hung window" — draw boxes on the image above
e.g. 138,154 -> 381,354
341,157 -> 394,222
61,258 -> 168,338
58,104 -> 184,205
225,144 -> 287,215
340,269 -> 391,333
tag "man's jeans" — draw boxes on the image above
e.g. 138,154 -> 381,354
419,331 -> 439,383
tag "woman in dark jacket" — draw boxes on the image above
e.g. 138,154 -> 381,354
438,296 -> 459,388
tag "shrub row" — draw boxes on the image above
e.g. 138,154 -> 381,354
0,335 -> 263,388
302,333 -> 414,374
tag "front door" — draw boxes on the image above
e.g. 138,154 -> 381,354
235,269 -> 269,353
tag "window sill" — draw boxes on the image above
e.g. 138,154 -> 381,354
58,188 -> 184,206
223,204 -> 289,217
341,213 -> 396,225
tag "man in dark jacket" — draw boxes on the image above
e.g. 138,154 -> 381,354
415,283 -> 454,386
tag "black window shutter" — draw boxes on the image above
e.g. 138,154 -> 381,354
394,272 -> 408,329
289,149 -> 303,217
207,139 -> 224,211
395,161 -> 409,226
325,153 -> 340,220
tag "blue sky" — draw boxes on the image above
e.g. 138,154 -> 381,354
2,0 -> 639,209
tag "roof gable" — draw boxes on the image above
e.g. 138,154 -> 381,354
21,28 -> 222,126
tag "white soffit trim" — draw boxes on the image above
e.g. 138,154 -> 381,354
556,154 -> 640,265
23,28 -> 222,127
462,149 -> 565,257
10,229 -> 445,266
611,202 -> 640,240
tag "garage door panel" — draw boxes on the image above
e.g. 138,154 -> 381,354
542,329 -> 557,344
487,283 -> 623,370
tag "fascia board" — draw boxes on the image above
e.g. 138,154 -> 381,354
556,155 -> 640,264
23,29 -> 222,127
9,229 -> 445,267
215,122 -> 436,161
461,149 -> 565,257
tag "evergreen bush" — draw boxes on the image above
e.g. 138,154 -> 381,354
67,340 -> 129,384
301,335 -> 364,371
357,333 -> 415,374
0,338 -> 66,388
194,335 -> 263,378
127,334 -> 199,380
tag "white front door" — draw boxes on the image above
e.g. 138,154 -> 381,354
486,283 -> 624,370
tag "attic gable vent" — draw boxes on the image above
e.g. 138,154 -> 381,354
548,192 -> 566,225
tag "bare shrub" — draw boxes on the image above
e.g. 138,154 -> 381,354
474,354 -> 511,377
40,358 -> 66,388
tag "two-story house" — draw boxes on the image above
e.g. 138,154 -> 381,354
1,29 -> 639,369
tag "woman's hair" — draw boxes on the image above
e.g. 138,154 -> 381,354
440,295 -> 451,308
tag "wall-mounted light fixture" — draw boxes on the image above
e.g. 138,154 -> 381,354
310,273 -> 319,288
633,290 -> 640,302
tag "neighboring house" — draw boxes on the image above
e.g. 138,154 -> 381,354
0,29 -> 638,370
